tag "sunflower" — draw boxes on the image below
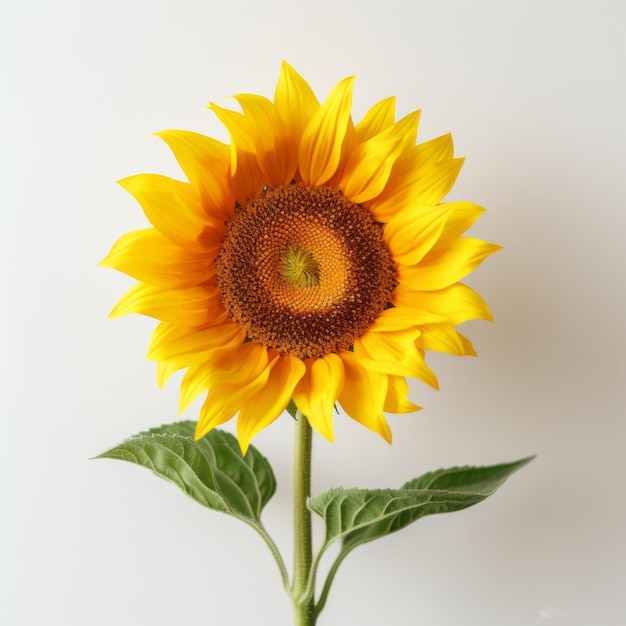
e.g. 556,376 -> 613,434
102,62 -> 499,453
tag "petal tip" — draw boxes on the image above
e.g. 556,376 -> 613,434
107,303 -> 124,319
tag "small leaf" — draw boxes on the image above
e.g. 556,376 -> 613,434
286,399 -> 298,419
310,456 -> 534,553
96,422 -> 276,522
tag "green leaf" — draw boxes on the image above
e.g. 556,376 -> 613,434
286,399 -> 299,419
311,456 -> 533,551
96,422 -> 276,523
311,456 -> 534,615
97,422 -> 290,588
398,456 -> 535,493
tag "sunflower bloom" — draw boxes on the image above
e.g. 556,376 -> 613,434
102,62 -> 499,453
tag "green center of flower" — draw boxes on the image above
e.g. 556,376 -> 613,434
281,246 -> 321,289
216,184 -> 396,359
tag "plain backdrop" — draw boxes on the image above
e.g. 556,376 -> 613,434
2,0 -> 625,624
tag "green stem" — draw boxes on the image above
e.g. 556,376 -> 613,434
291,411 -> 315,625
314,545 -> 355,617
248,522 -> 290,593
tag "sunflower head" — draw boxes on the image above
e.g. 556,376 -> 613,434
102,61 -> 499,453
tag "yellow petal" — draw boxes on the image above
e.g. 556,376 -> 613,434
147,320 -> 244,386
384,205 -> 453,266
299,75 -> 355,186
324,117 -> 356,189
414,322 -> 465,356
118,174 -> 210,252
397,238 -> 501,291
393,110 -> 421,153
234,94 -> 298,186
382,134 -> 455,192
101,228 -> 216,288
178,364 -> 215,413
153,130 -> 234,221
369,156 -> 463,222
409,157 -> 465,205
338,351 -> 391,443
208,102 -> 256,172
354,329 -> 439,388
237,354 -> 306,454
340,111 -> 420,204
156,333 -> 245,389
194,370 -> 270,442
437,201 -> 486,240
292,354 -> 345,442
392,282 -> 494,324
209,102 -> 265,202
368,307 -> 444,332
194,392 -> 238,440
384,375 -> 421,413
458,333 -> 477,356
109,282 -> 220,327
180,342 -> 269,413
153,327 -> 245,388
408,133 -> 454,168
147,319 -> 242,362
354,96 -> 396,143
229,150 -> 265,205
208,341 -> 270,386
274,61 -> 320,143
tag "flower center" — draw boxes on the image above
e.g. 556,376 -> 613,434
215,184 -> 396,359
281,246 -> 321,289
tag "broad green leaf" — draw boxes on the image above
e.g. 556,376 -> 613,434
310,456 -> 534,552
97,423 -> 276,522
144,424 -> 277,519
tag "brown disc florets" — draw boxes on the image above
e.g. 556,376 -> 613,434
215,184 -> 396,359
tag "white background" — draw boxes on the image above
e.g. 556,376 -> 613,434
2,1 -> 625,624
